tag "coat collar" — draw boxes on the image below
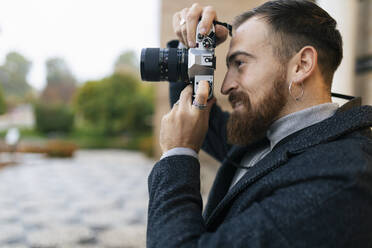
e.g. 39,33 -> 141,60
202,145 -> 246,220
204,103 -> 372,227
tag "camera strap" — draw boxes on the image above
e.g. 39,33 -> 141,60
213,20 -> 233,37
331,92 -> 355,100
331,92 -> 362,109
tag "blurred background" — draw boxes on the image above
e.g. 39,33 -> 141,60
0,0 -> 370,247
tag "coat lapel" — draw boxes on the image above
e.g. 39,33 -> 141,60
204,143 -> 290,227
202,146 -> 248,220
204,104 -> 372,228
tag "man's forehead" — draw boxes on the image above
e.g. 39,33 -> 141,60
229,17 -> 271,54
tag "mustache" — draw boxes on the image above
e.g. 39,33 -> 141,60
228,91 -> 250,107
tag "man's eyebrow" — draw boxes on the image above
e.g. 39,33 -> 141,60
226,51 -> 255,67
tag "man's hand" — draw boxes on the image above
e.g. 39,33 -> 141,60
172,3 -> 229,48
160,81 -> 216,154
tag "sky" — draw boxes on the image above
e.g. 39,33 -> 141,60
0,0 -> 160,90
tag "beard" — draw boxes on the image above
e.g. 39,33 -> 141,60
226,73 -> 287,146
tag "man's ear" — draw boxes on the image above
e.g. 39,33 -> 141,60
289,46 -> 318,84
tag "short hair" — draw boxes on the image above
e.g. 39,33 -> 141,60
234,0 -> 343,88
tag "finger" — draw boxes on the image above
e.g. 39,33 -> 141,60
194,80 -> 210,107
180,8 -> 189,47
171,99 -> 180,111
161,112 -> 171,124
178,84 -> 193,109
172,12 -> 181,32
186,3 -> 203,48
181,24 -> 188,47
173,12 -> 184,44
199,6 -> 217,35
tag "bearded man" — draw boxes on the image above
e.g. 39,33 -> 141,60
147,0 -> 372,247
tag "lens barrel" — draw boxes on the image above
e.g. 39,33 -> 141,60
140,48 -> 188,82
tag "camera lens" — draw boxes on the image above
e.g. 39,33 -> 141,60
140,48 -> 188,82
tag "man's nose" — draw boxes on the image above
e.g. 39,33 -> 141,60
221,72 -> 238,95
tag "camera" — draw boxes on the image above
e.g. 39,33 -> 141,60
140,22 -> 216,99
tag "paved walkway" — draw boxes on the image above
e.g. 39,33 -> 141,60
0,150 -> 154,248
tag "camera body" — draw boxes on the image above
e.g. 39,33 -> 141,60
140,22 -> 216,99
188,23 -> 216,99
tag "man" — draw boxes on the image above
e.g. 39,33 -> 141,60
147,0 -> 372,247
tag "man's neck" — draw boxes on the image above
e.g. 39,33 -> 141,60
277,91 -> 332,121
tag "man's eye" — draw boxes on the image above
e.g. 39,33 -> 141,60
235,60 -> 244,68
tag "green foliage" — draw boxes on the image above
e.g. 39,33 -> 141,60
74,73 -> 153,136
0,126 -> 154,157
0,51 -> 32,98
114,50 -> 139,70
41,57 -> 77,104
0,86 -> 7,115
46,57 -> 76,85
34,103 -> 74,134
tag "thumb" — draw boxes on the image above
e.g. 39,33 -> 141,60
193,80 -> 210,108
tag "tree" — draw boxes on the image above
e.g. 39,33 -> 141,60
114,50 -> 139,75
41,57 -> 76,104
46,58 -> 76,85
73,80 -> 104,125
34,103 -> 74,133
0,86 -> 7,115
0,52 -> 32,98
74,73 -> 153,135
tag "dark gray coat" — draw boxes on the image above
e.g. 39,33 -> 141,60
147,82 -> 372,247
